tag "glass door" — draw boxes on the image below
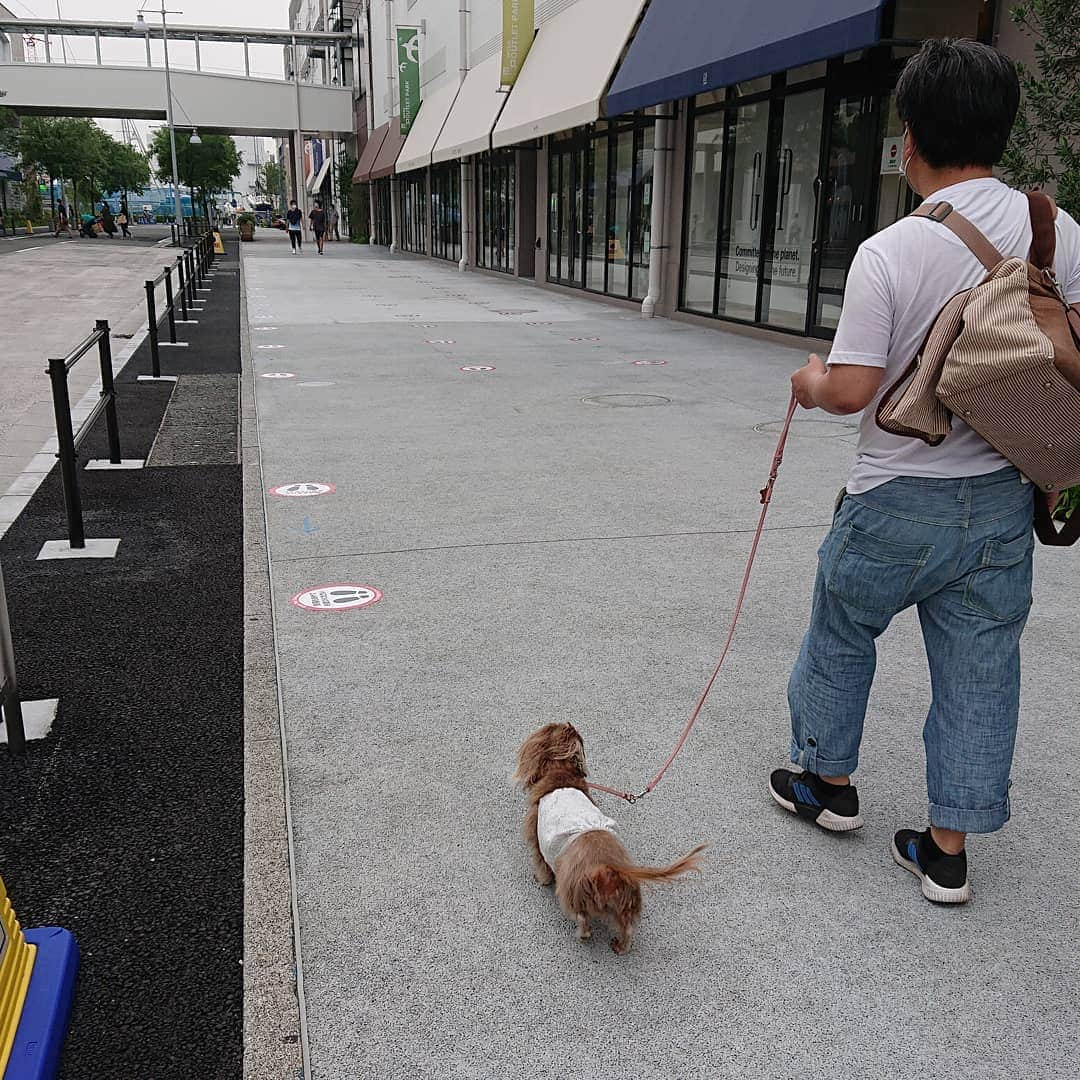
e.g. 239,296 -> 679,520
809,87 -> 879,335
760,88 -> 825,331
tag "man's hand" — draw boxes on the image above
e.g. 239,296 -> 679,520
791,354 -> 827,410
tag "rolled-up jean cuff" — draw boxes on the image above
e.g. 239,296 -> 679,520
929,798 -> 1010,834
789,738 -> 859,777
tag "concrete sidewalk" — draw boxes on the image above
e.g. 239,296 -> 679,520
243,230 -> 1079,1080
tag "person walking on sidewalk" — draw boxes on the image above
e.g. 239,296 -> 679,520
767,38 -> 1080,904
100,201 -> 116,238
309,200 -> 327,254
328,202 -> 340,241
54,198 -> 73,238
118,199 -> 132,238
286,199 -> 303,253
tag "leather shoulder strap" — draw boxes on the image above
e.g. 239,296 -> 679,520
912,201 -> 1005,272
1026,190 -> 1057,270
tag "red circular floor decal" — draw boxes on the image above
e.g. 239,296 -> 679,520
630,359 -> 668,365
260,372 -> 296,379
459,365 -> 495,372
269,482 -> 335,498
290,584 -> 382,611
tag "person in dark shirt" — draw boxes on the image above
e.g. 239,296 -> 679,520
309,201 -> 326,255
286,200 -> 303,253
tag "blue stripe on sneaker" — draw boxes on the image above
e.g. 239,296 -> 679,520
793,781 -> 821,808
907,839 -> 920,866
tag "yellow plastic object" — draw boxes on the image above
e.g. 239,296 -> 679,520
213,230 -> 225,254
0,877 -> 36,1076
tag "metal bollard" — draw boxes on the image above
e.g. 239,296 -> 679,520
145,279 -> 161,379
0,556 -> 26,757
47,356 -> 85,549
96,319 -> 122,466
185,249 -> 196,306
177,254 -> 188,321
164,266 -> 177,343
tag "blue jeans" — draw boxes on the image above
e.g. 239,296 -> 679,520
788,467 -> 1035,833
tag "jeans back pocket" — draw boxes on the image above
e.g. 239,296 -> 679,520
962,530 -> 1034,622
826,524 -> 934,615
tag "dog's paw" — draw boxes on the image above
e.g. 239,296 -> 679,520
534,865 -> 554,887
611,937 -> 631,955
576,923 -> 592,941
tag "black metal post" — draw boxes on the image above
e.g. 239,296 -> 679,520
0,557 -> 26,758
145,279 -> 161,379
97,320 -> 122,466
177,254 -> 188,321
186,249 -> 196,305
47,356 -> 85,549
194,240 -> 203,288
164,266 -> 177,343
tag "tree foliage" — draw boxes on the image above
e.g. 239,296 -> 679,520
149,127 -> 242,197
256,160 -> 284,206
98,139 -> 151,196
1001,0 -> 1080,216
0,106 -> 18,157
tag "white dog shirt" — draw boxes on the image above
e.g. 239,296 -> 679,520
537,787 -> 617,867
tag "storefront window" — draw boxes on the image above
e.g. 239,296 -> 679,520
477,149 -> 515,274
682,111 -> 725,313
398,171 -> 427,254
547,114 -> 655,301
372,178 -> 392,247
760,88 -> 825,330
716,100 -> 770,322
430,162 -> 460,263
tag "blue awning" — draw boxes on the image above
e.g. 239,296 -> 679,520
605,0 -> 886,116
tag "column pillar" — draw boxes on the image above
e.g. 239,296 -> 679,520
642,104 -> 672,318
292,130 -> 308,226
389,174 -> 400,254
458,158 -> 471,272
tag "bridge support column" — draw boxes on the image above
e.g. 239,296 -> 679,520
291,129 -> 308,227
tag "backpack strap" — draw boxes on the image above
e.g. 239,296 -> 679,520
1026,190 -> 1057,270
912,200 -> 1005,272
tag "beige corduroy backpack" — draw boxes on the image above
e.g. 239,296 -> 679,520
877,191 -> 1080,545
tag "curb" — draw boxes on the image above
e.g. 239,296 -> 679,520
239,243 -> 309,1080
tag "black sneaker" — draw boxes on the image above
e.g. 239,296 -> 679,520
891,828 -> 971,904
768,768 -> 862,832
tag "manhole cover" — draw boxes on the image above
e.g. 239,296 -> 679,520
754,419 -> 859,438
582,394 -> 671,408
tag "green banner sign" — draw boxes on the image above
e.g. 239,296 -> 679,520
397,27 -> 421,136
500,0 -> 534,87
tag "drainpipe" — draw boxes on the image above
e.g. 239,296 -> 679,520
641,103 -> 672,319
386,0 -> 400,253
457,0 -> 471,273
362,1 -> 377,243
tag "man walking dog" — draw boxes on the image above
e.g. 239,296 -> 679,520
769,39 -> 1080,903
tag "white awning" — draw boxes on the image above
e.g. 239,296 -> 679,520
492,0 -> 647,149
307,155 -> 331,194
397,78 -> 462,174
432,52 -> 507,163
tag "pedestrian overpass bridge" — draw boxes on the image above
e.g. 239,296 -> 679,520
0,18 -> 355,137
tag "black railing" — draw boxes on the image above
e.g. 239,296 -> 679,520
144,231 -> 215,377
144,263 -> 179,379
47,320 -> 122,551
0,555 -> 25,757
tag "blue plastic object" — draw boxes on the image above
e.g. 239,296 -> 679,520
5,928 -> 79,1080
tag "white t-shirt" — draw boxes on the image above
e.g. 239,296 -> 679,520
536,787 -> 617,868
828,177 -> 1080,494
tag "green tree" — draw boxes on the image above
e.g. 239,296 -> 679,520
1001,0 -> 1080,217
98,138 -> 151,200
18,116 -> 109,218
256,160 -> 284,208
0,106 -> 18,157
149,127 -> 242,220
337,151 -> 358,238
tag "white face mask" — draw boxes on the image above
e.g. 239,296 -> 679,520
897,133 -> 913,178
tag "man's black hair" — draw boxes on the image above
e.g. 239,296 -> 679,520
895,38 -> 1020,170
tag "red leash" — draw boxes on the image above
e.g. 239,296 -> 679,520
588,393 -> 800,804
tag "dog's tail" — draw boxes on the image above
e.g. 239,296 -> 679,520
619,843 -> 708,885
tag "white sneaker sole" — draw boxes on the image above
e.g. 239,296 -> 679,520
768,781 -> 863,832
890,839 -> 971,904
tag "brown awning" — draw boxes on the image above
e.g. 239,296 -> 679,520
353,122 -> 389,183
369,116 -> 404,180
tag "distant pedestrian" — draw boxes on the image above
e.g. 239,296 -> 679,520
118,199 -> 132,238
54,199 -> 73,238
79,212 -> 97,238
100,201 -> 116,238
286,199 -> 303,253
309,201 -> 326,254
328,203 -> 340,241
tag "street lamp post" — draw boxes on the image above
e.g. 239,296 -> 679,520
134,2 -> 184,242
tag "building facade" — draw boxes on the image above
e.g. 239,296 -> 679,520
351,0 -> 1028,340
